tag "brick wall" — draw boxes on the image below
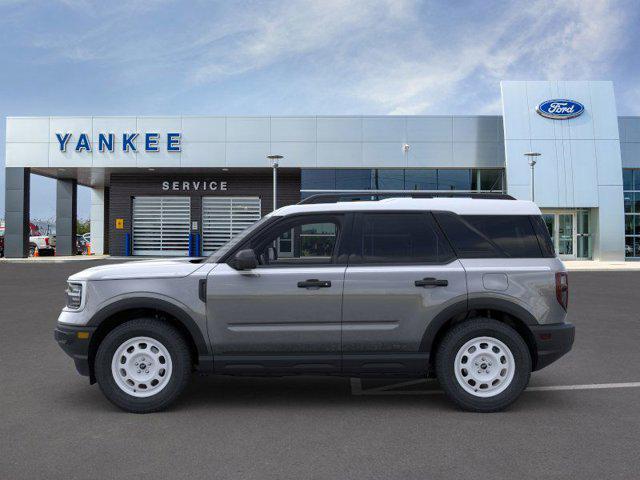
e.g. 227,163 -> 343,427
108,169 -> 301,256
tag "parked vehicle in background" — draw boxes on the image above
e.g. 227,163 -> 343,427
29,223 -> 55,256
76,235 -> 88,255
55,195 -> 574,413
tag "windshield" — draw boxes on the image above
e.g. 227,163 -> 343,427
206,215 -> 275,263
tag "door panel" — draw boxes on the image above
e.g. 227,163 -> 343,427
342,262 -> 467,355
207,264 -> 345,357
558,213 -> 574,257
341,211 -> 467,374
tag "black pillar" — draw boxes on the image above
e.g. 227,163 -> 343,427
103,186 -> 110,254
4,168 -> 30,258
55,179 -> 77,256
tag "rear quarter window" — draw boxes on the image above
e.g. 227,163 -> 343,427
434,212 -> 545,258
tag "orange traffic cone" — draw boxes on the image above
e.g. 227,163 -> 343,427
87,242 -> 91,256
33,246 -> 39,257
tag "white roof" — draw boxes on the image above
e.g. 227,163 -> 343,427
273,197 -> 541,217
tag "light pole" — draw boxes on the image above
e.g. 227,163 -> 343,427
267,155 -> 283,211
524,152 -> 541,202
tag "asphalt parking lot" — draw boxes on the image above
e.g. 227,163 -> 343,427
1,261 -> 640,479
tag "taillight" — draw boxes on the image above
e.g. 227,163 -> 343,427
45,237 -> 49,246
555,272 -> 568,310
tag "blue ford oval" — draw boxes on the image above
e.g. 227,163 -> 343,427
536,99 -> 584,119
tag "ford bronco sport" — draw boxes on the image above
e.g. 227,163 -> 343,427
55,196 -> 574,413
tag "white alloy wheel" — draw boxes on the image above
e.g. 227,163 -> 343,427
453,336 -> 515,398
110,336 -> 173,398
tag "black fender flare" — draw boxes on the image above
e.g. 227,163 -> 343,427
88,297 -> 210,357
419,296 -> 537,353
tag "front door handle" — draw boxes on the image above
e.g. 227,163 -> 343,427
415,277 -> 448,287
297,279 -> 332,289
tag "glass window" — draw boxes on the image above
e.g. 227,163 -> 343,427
435,213 -> 543,258
624,192 -> 634,213
437,169 -> 471,190
434,212 -> 500,257
301,170 -> 336,190
253,217 -> 340,266
299,223 -> 337,258
463,215 -> 543,258
634,170 -> 640,191
335,169 -> 372,190
373,170 -> 404,190
626,215 -> 634,236
531,215 -> 556,258
623,169 -> 634,190
475,169 -> 504,191
357,213 -> 454,264
405,170 -> 437,190
625,236 -> 635,258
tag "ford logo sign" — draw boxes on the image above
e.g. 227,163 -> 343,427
536,99 -> 584,120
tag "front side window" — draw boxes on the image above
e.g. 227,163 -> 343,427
250,216 -> 341,266
355,213 -> 454,264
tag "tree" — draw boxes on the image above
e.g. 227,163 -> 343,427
77,219 -> 90,236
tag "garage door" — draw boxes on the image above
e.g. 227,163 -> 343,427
132,196 -> 191,256
202,197 -> 261,254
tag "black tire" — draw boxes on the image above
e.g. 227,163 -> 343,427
95,318 -> 192,413
435,318 -> 531,412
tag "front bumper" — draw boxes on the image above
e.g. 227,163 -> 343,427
54,324 -> 96,377
530,322 -> 575,371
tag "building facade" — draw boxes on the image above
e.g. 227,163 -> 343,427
4,80 -> 639,260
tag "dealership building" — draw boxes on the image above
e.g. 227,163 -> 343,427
4,80 -> 640,260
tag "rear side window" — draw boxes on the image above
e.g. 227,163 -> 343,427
434,212 -> 544,258
530,215 -> 556,258
354,212 -> 454,264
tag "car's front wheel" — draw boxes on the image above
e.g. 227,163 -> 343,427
436,318 -> 531,412
95,319 -> 191,413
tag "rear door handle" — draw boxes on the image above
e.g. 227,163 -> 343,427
297,279 -> 332,289
415,277 -> 448,287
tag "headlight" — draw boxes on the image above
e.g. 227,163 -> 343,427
65,282 -> 83,309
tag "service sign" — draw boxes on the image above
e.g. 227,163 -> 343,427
536,99 -> 584,120
55,132 -> 181,152
162,180 -> 228,191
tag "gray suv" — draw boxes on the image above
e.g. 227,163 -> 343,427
55,197 -> 574,413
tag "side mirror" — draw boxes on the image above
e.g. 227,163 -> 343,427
233,249 -> 258,270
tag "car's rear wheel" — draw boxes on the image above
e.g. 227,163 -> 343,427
95,319 -> 191,413
436,318 -> 531,412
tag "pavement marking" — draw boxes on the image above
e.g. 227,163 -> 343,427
525,381 -> 640,392
350,378 -> 640,396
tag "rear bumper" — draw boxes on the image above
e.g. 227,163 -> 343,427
530,322 -> 575,371
54,324 -> 96,377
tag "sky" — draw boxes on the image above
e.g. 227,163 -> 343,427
0,0 -> 639,220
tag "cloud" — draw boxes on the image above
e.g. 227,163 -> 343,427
9,0 -> 635,114
348,0 -> 630,113
187,0 -> 416,85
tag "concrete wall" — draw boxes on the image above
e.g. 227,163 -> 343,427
5,116 -> 504,170
3,168 -> 30,257
619,117 -> 640,168
501,81 -> 625,260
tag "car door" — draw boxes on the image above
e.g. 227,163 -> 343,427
341,211 -> 467,375
206,213 -> 349,374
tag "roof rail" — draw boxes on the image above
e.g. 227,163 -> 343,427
298,190 -> 515,204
